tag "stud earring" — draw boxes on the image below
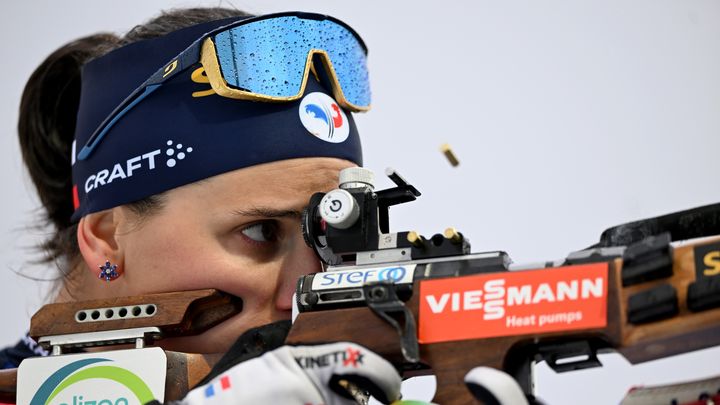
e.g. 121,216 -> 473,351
98,260 -> 120,282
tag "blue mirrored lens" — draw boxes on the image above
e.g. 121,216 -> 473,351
214,16 -> 370,107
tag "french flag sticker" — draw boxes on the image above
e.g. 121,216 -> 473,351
204,375 -> 231,398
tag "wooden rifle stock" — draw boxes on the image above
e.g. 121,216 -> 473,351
1,240 -> 717,404
0,289 -> 240,403
286,238 -> 720,404
0,369 -> 16,403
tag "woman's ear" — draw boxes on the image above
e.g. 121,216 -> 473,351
77,208 -> 124,280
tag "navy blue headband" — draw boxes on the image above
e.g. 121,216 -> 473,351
70,16 -> 363,221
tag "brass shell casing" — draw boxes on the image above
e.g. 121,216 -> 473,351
440,143 -> 460,167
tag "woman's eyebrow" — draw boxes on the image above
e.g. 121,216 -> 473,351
230,207 -> 303,219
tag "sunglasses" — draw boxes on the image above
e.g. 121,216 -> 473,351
77,12 -> 370,161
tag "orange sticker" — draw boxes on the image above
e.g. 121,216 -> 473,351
418,263 -> 608,343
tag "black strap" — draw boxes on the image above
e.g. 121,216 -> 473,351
194,320 -> 291,387
595,202 -> 720,247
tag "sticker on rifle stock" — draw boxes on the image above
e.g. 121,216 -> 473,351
311,264 -> 416,290
693,241 -> 720,278
17,348 -> 166,405
418,263 -> 608,343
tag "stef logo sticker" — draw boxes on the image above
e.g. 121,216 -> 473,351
299,92 -> 349,143
418,263 -> 609,343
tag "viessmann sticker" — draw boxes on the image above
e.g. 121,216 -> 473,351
418,263 -> 608,343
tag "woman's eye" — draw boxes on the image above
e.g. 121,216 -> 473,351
240,222 -> 279,243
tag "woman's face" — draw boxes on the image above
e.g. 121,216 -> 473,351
106,157 -> 354,353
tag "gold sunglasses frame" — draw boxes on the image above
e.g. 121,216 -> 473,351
200,38 -> 370,112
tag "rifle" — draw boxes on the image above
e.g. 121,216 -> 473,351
1,167 -> 718,404
285,167 -> 720,404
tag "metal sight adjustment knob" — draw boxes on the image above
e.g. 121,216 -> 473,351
319,167 -> 375,229
338,167 -> 375,190
319,189 -> 360,229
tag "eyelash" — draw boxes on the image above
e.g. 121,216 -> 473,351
239,221 -> 280,246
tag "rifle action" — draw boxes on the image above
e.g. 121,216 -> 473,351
287,166 -> 720,404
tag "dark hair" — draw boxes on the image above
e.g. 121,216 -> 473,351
17,7 -> 251,272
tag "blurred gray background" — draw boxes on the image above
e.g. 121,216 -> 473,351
1,1 -> 719,404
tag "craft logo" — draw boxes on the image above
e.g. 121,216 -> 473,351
694,242 -> 720,278
295,347 -> 364,369
82,140 -> 194,194
29,358 -> 155,405
418,263 -> 608,343
299,92 -> 350,143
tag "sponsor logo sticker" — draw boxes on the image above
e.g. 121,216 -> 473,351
418,263 -> 608,343
311,264 -> 416,290
18,348 -> 166,405
694,241 -> 720,278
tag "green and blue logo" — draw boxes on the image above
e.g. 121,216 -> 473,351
30,358 -> 155,405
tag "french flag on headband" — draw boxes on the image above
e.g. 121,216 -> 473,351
204,375 -> 231,398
